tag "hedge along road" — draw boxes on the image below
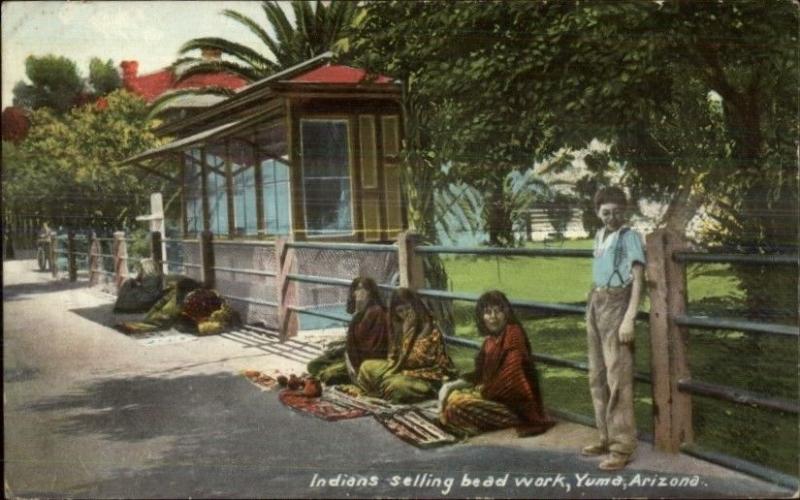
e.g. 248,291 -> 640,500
2,259 -> 792,498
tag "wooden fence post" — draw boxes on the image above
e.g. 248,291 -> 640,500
200,230 -> 215,289
89,233 -> 100,285
113,231 -> 128,290
276,236 -> 298,341
67,231 -> 77,282
397,231 -> 425,290
664,230 -> 693,448
136,193 -> 168,275
49,231 -> 57,277
151,231 -> 164,275
646,228 -> 693,453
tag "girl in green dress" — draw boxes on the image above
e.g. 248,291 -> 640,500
357,288 -> 455,404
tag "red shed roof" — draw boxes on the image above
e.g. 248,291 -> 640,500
121,60 -> 247,103
289,65 -> 393,85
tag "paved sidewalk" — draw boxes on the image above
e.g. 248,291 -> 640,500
3,259 -> 794,498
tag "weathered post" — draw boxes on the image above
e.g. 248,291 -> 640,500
646,228 -> 693,452
67,231 -> 77,282
49,231 -> 58,277
89,233 -> 101,285
151,231 -> 164,275
136,193 -> 168,275
664,230 -> 693,448
276,236 -> 298,341
200,230 -> 215,289
113,231 -> 128,290
397,231 -> 425,290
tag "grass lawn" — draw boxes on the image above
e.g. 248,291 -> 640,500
439,238 -> 798,475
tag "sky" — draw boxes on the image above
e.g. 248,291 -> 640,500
1,1 -> 292,108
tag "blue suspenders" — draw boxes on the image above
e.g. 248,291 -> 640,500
605,227 -> 630,288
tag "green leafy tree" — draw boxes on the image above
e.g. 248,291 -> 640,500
88,57 -> 122,97
12,55 -> 85,114
350,2 -> 567,246
2,91 -> 167,233
351,0 -> 797,315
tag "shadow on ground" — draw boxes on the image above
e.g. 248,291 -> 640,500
69,303 -> 144,331
2,280 -> 91,302
14,372 -> 786,499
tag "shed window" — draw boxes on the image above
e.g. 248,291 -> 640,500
300,119 -> 353,236
262,158 -> 291,235
229,140 -> 258,236
184,148 -> 203,235
206,146 -> 228,235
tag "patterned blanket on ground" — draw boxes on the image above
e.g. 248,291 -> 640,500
278,390 -> 368,421
270,383 -> 457,447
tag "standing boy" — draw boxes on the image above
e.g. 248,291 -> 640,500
582,186 -> 646,470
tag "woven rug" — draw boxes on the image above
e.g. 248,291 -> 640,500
278,390 -> 368,421
374,408 -> 458,449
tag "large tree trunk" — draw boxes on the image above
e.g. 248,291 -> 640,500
483,167 -> 515,247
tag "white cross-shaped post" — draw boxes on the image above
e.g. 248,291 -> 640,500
136,192 -> 168,275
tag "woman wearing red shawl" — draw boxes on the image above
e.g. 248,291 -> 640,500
438,290 -> 555,437
307,277 -> 389,385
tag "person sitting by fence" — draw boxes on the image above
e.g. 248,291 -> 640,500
582,186 -> 646,471
114,258 -> 163,313
115,276 -> 239,336
357,288 -> 455,404
437,290 -> 555,437
307,277 -> 390,385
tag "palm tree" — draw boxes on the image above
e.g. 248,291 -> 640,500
150,0 -> 357,115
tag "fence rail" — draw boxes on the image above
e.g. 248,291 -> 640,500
287,241 -> 396,253
673,252 -> 798,266
213,266 -> 277,277
674,315 -> 799,337
677,379 -> 799,414
417,245 -> 593,258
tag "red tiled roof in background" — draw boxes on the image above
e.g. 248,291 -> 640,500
289,65 -> 393,85
121,60 -> 247,103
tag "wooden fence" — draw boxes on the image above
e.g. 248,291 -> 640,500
50,228 -> 798,489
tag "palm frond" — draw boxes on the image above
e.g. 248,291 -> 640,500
221,9 -> 275,54
263,1 -> 298,65
293,1 -> 316,53
222,8 -> 283,65
173,59 -> 265,84
147,87 -> 235,120
179,37 -> 275,73
434,182 -> 483,241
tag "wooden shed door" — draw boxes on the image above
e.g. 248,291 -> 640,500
359,115 -> 382,241
381,115 -> 404,239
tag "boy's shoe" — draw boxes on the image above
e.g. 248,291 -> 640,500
581,442 -> 608,456
598,452 -> 631,471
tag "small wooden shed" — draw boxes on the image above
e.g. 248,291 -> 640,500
124,53 -> 407,243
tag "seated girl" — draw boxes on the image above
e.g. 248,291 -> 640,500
307,277 -> 390,385
358,288 -> 455,404
438,290 -> 555,437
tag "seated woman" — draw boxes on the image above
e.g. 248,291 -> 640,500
307,277 -> 390,385
358,288 -> 455,404
438,290 -> 555,437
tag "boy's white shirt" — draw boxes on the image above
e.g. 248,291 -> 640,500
594,226 -> 624,256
